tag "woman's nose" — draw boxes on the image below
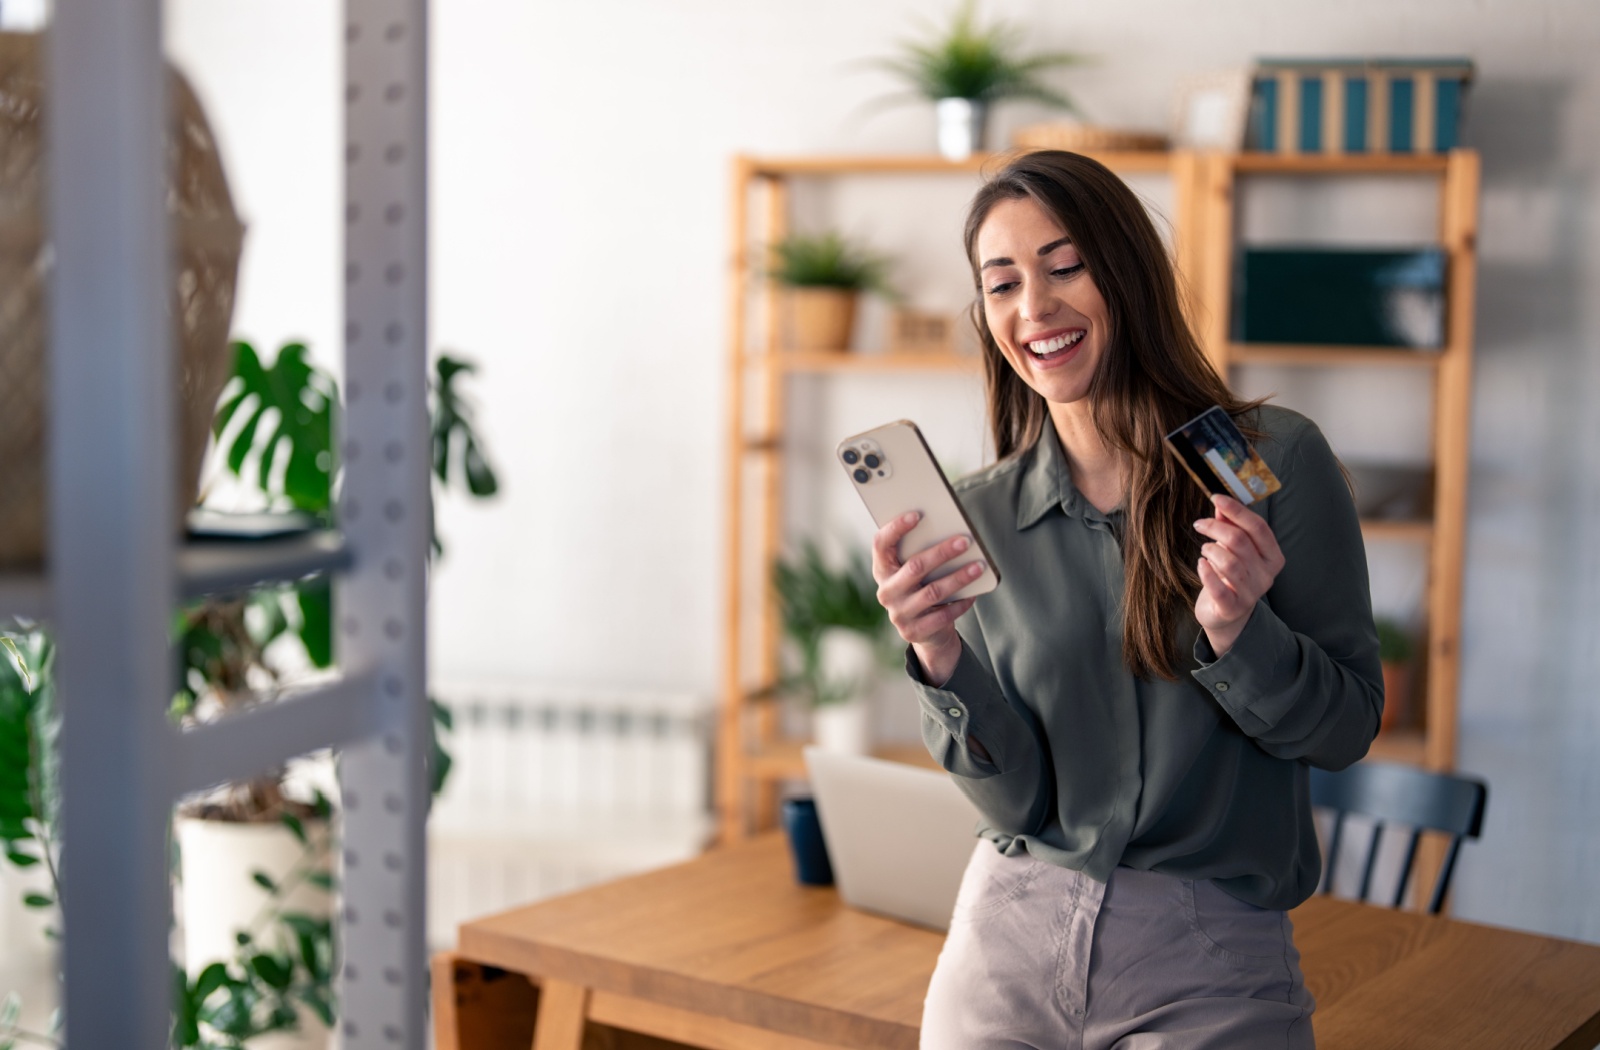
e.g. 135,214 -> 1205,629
1020,281 -> 1058,324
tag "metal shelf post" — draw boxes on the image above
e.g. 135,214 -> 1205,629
42,0 -> 434,1044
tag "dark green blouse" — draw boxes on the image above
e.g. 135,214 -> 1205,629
908,404 -> 1382,910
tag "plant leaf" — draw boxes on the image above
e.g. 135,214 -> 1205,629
215,341 -> 337,517
251,871 -> 278,894
296,988 -> 335,1027
279,812 -> 307,846
295,579 -> 333,669
249,953 -> 292,992
22,892 -> 53,909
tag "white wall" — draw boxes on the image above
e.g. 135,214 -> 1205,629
165,0 -> 1600,942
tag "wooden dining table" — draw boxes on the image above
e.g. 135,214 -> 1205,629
433,833 -> 1600,1050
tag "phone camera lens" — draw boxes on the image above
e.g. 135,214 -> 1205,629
852,468 -> 870,484
863,453 -> 881,469
842,449 -> 860,465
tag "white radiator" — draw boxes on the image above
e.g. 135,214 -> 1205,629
426,681 -> 716,949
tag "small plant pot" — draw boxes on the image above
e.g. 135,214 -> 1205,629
785,287 -> 859,351
176,814 -> 334,1050
1380,661 -> 1412,732
935,97 -> 989,160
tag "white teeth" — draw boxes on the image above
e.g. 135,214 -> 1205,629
1026,331 -> 1084,355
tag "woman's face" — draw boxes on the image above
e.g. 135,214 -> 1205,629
974,195 -> 1110,407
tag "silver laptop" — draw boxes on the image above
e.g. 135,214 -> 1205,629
804,747 -> 983,931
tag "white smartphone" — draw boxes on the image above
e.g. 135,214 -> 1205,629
836,420 -> 1000,602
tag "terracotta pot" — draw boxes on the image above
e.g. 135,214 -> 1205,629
785,287 -> 858,352
1380,661 -> 1411,732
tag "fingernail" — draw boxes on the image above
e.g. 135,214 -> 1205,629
953,537 -> 970,552
969,562 -> 985,578
902,512 -> 918,525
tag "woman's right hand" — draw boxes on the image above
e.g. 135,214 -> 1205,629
871,512 -> 986,688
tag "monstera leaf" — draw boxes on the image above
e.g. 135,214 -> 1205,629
431,355 -> 499,498
213,342 -> 337,517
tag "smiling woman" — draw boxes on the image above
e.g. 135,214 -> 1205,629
866,151 -> 1384,1049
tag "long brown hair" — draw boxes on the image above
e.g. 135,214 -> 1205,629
963,150 -> 1261,680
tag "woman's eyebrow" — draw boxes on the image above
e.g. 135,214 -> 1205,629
980,236 -> 1074,271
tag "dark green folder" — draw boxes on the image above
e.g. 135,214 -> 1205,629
1233,248 -> 1447,348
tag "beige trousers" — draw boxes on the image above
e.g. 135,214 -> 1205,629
921,842 -> 1315,1050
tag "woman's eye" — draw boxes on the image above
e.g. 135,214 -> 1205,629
1053,263 -> 1086,279
986,280 -> 1018,296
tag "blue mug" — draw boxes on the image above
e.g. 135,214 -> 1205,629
781,797 -> 834,886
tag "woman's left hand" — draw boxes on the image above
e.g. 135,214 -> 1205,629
1193,494 -> 1286,657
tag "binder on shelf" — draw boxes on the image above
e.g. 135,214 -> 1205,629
1245,57 -> 1472,156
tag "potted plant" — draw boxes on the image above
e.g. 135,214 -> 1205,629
773,541 -> 891,754
874,0 -> 1084,160
768,231 -> 893,353
173,341 -> 498,1045
1374,617 -> 1416,734
0,341 -> 498,1049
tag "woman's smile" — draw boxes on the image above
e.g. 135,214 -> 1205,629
1022,326 -> 1087,367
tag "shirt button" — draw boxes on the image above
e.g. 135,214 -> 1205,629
947,707 -> 961,717
1215,681 -> 1230,692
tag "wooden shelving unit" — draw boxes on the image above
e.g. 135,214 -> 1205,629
1188,149 -> 1480,779
719,149 -> 1479,845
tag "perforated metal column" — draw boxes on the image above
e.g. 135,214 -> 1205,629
338,0 -> 431,1045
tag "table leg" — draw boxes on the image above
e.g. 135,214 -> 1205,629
532,979 -> 592,1050
430,951 -> 540,1050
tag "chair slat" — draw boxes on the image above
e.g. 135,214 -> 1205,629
1429,834 -> 1466,915
1357,820 -> 1384,902
1392,829 -> 1422,908
1321,812 -> 1345,895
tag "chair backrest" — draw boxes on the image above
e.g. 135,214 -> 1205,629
1309,760 -> 1488,914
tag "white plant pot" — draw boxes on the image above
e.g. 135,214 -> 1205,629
936,97 -> 989,161
176,815 -> 335,1050
814,699 -> 871,755
817,628 -> 878,703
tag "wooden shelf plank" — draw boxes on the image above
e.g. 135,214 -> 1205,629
746,739 -> 939,781
1366,728 -> 1427,767
746,151 -> 1174,177
1230,344 -> 1444,368
1360,519 -> 1434,543
1231,152 -> 1452,175
765,351 -> 982,373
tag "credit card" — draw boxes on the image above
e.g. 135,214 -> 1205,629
1164,406 -> 1282,505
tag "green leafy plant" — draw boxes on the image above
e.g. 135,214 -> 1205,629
875,0 -> 1085,107
772,541 -> 890,707
768,232 -> 894,295
1,340 -> 500,1047
172,793 -> 338,1049
0,630 -> 59,1050
1375,617 -> 1415,665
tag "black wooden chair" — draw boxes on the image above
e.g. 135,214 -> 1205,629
1310,760 -> 1488,914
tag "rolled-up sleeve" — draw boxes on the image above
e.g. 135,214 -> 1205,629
1190,419 -> 1384,770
